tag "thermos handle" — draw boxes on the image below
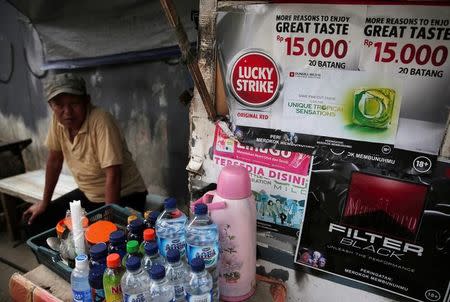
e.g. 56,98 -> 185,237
191,190 -> 227,212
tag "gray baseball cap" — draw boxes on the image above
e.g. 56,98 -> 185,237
43,73 -> 86,102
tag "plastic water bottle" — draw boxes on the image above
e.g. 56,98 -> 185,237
185,258 -> 213,302
165,249 -> 188,301
103,253 -> 124,302
108,230 -> 126,260
142,242 -> 166,276
121,256 -> 151,302
156,198 -> 187,258
128,219 -> 145,244
71,254 -> 93,302
122,240 -> 141,267
149,264 -> 175,302
139,228 -> 156,255
186,203 -> 219,300
144,210 -> 160,229
90,243 -> 108,270
89,267 -> 106,302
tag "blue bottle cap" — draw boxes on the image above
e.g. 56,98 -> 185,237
126,256 -> 141,271
90,242 -> 108,259
164,197 -> 177,209
144,242 -> 159,256
194,203 -> 208,215
190,257 -> 205,272
109,230 -> 126,243
150,264 -> 166,280
149,211 -> 160,224
129,219 -> 144,232
166,249 -> 180,263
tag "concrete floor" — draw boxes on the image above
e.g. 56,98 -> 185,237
0,230 -> 39,302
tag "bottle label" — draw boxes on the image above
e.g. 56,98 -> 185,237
91,288 -> 105,302
124,293 -> 146,302
105,283 -> 122,302
187,244 -> 219,268
186,292 -> 212,302
174,284 -> 185,298
158,236 -> 186,257
73,289 -> 92,302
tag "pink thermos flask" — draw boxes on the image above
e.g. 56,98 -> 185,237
193,165 -> 257,301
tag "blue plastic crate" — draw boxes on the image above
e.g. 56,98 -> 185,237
26,204 -> 140,282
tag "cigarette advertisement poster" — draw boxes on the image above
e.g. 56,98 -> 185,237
217,3 -> 450,302
213,125 -> 312,236
217,3 -> 450,154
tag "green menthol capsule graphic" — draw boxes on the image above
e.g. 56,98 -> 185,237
352,88 -> 396,129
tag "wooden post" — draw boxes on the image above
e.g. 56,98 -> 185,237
160,0 -> 217,121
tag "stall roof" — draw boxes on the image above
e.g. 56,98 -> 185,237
7,0 -> 198,68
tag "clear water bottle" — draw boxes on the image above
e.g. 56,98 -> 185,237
108,230 -> 126,260
71,254 -> 93,302
144,210 -> 160,229
149,264 -> 175,302
90,243 -> 108,270
186,203 -> 219,301
156,198 -> 187,258
121,256 -> 151,302
185,258 -> 213,302
128,219 -> 145,244
142,242 -> 166,276
165,249 -> 188,301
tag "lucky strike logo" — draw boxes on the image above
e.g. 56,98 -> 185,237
230,50 -> 281,107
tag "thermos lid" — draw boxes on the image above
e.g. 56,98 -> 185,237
217,165 -> 251,199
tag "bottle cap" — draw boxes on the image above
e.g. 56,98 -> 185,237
106,253 -> 121,268
150,264 -> 165,280
144,242 -> 158,256
126,256 -> 141,271
109,230 -> 126,243
126,240 -> 139,253
89,242 -> 107,259
166,249 -> 180,263
143,229 -> 155,241
164,197 -> 177,209
127,215 -> 138,225
194,203 -> 208,215
149,211 -> 160,224
129,219 -> 144,233
75,254 -> 88,270
190,257 -> 205,272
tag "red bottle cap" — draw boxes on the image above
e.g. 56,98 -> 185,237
143,228 -> 155,241
107,253 -> 121,268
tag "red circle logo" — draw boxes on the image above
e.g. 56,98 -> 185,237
230,51 -> 281,107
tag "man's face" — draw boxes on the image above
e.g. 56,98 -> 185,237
49,93 -> 89,130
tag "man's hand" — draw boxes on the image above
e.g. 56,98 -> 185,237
23,201 -> 47,225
